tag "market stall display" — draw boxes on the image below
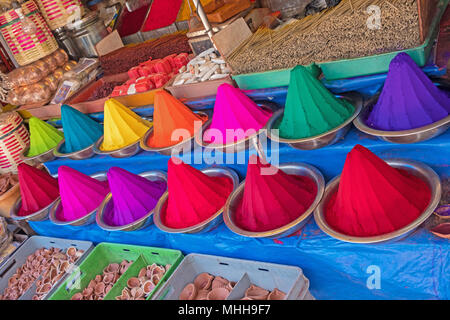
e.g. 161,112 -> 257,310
97,167 -> 167,231
34,0 -> 85,31
0,236 -> 93,300
49,242 -> 183,300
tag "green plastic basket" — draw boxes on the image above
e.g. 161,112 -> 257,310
317,0 -> 449,80
48,242 -> 183,300
232,63 -> 321,90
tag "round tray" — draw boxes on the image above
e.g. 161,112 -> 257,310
20,147 -> 56,166
153,167 -> 239,234
353,96 -> 450,144
194,105 -> 276,154
223,163 -> 325,238
266,93 -> 362,150
313,159 -> 442,244
96,171 -> 167,232
10,196 -> 58,222
140,112 -> 209,156
92,132 -> 148,158
53,138 -> 96,160
49,172 -> 107,226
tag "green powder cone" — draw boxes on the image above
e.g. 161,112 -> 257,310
27,117 -> 64,157
278,65 -> 354,139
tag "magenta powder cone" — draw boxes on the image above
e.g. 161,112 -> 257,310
57,166 -> 110,222
204,83 -> 273,144
367,52 -> 450,131
104,167 -> 167,226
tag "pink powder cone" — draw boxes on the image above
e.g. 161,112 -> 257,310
204,83 -> 273,144
104,167 -> 167,226
57,166 -> 110,222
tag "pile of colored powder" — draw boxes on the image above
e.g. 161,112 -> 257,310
366,52 -> 450,131
104,167 -> 167,226
204,83 -> 272,144
325,144 -> 431,237
146,91 -> 206,148
17,163 -> 59,216
235,155 -> 317,232
60,105 -> 103,153
56,166 -> 110,222
277,65 -> 354,139
163,158 -> 234,229
26,117 -> 64,157
100,98 -> 152,151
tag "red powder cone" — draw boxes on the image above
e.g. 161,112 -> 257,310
17,163 -> 59,216
163,158 -> 234,229
325,145 -> 431,237
236,155 -> 317,232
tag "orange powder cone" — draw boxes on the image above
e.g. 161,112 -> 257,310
100,98 -> 152,151
147,91 -> 206,148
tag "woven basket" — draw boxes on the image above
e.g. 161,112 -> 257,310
0,111 -> 30,173
0,1 -> 59,66
35,0 -> 85,30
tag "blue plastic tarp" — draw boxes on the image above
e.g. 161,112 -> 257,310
30,128 -> 450,300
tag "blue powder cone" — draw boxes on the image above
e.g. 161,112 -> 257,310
60,104 -> 103,153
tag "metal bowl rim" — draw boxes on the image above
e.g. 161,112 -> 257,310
223,163 -> 325,238
313,159 -> 442,244
92,130 -> 149,155
20,146 -> 56,161
10,196 -> 58,221
53,138 -> 96,158
153,167 -> 240,233
49,197 -> 97,226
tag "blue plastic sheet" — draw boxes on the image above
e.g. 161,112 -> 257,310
30,128 -> 450,300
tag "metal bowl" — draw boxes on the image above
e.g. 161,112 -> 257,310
53,138 -> 96,160
353,96 -> 450,144
20,147 -> 56,166
49,172 -> 107,226
10,197 -> 57,222
153,167 -> 239,234
194,105 -> 276,154
140,112 -> 209,156
267,93 -> 362,150
223,163 -> 325,238
96,171 -> 167,231
314,159 -> 442,244
92,133 -> 147,158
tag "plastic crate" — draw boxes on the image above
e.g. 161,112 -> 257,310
0,236 -> 93,300
317,0 -> 449,80
48,242 -> 183,300
232,63 -> 320,90
153,253 -> 308,300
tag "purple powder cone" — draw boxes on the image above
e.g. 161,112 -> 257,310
366,52 -> 450,131
104,167 -> 167,226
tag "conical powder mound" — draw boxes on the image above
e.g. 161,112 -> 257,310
277,65 -> 354,139
163,158 -> 234,229
104,167 -> 167,226
17,163 -> 59,216
57,166 -> 110,222
100,99 -> 152,151
325,144 -> 431,237
26,117 -> 64,157
147,91 -> 206,148
204,83 -> 272,144
366,52 -> 450,131
236,155 -> 317,232
60,105 -> 103,153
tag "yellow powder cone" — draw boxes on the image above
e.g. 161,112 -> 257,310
100,98 -> 152,151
